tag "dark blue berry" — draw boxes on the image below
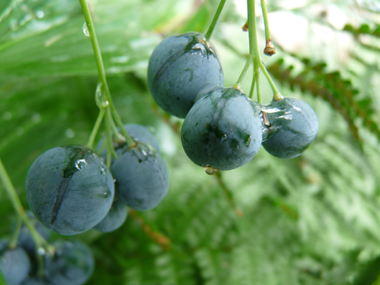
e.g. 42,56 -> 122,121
261,97 -> 318,159
111,142 -> 169,211
44,240 -> 94,285
0,239 -> 31,285
181,87 -> 263,171
26,146 -> 114,235
148,32 -> 224,118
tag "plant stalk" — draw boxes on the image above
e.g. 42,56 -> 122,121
79,0 -> 135,148
205,0 -> 227,40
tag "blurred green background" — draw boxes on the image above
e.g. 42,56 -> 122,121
1,0 -> 380,284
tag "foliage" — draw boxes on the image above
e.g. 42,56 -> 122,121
0,0 -> 380,284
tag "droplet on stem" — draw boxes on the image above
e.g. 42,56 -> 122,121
82,22 -> 90,38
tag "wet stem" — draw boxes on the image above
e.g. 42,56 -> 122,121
78,0 -> 135,150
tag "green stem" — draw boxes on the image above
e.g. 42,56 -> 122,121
0,159 -> 54,255
110,114 -> 124,142
205,0 -> 227,41
249,73 -> 256,99
86,108 -> 105,149
260,61 -> 283,100
79,0 -> 135,147
105,108 -> 118,166
260,0 -> 271,42
247,0 -> 262,102
256,72 -> 261,103
260,0 -> 276,56
233,54 -> 254,89
9,218 -> 22,249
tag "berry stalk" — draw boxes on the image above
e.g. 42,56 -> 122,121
247,0 -> 262,103
260,0 -> 276,56
0,159 -> 53,253
86,107 -> 105,149
260,61 -> 283,100
234,54 -> 254,89
205,0 -> 227,41
79,0 -> 135,148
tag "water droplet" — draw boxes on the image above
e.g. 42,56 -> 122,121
37,247 -> 45,255
141,150 -> 147,156
65,128 -> 75,138
82,22 -> 90,38
204,166 -> 217,175
95,83 -> 109,108
103,191 -> 110,198
36,10 -> 44,18
75,159 -> 88,170
100,166 -> 107,175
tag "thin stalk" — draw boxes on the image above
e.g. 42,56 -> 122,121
247,0 -> 262,102
260,0 -> 276,56
215,172 -> 243,217
249,73 -> 257,99
128,209 -> 171,250
110,113 -> 126,142
205,0 -> 227,40
260,61 -> 283,100
256,72 -> 261,103
79,0 -> 135,148
9,218 -> 22,249
0,159 -> 54,255
233,54 -> 254,89
86,108 -> 105,149
105,108 -> 117,168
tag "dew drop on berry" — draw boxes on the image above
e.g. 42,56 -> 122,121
75,159 -> 88,170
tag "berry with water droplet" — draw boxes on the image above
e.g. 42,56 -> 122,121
261,97 -> 318,159
148,32 -> 224,118
25,146 -> 114,235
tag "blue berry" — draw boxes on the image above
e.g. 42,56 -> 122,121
111,142 -> 169,211
0,239 -> 31,285
181,87 -> 263,172
94,198 -> 128,233
44,240 -> 94,285
26,146 -> 114,235
261,97 -> 318,159
148,32 -> 224,118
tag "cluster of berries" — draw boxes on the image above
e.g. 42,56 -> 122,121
148,32 -> 318,174
0,212 -> 93,285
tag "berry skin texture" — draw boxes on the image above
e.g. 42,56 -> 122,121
44,240 -> 94,285
262,98 -> 319,159
181,87 -> 263,171
0,239 -> 31,285
94,198 -> 128,233
111,142 -> 169,211
25,146 -> 114,236
148,32 -> 224,118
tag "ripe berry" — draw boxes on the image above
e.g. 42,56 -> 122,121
26,146 -> 114,235
0,239 -> 31,285
261,98 -> 318,159
44,240 -> 94,285
148,32 -> 224,118
111,142 -> 169,211
181,87 -> 263,172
